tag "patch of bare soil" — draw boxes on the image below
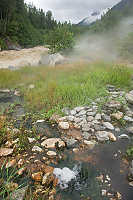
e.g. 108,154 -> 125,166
0,46 -> 48,69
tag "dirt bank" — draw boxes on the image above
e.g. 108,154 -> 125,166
0,46 -> 48,69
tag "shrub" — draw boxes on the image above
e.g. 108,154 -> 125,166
44,25 -> 75,53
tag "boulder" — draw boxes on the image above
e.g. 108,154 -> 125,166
41,138 -> 65,148
126,91 -> 133,104
39,53 -> 66,66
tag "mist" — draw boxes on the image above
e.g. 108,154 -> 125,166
70,17 -> 133,63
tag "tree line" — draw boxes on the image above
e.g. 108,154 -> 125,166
0,0 -> 74,50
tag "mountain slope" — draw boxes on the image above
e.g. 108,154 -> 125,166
78,0 -> 133,26
78,8 -> 110,26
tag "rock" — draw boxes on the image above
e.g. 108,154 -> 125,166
118,134 -> 129,139
28,137 -> 36,143
6,159 -> 16,168
0,148 -> 13,157
47,151 -> 57,156
102,114 -> 111,122
126,91 -> 133,104
124,116 -> 133,122
106,100 -> 121,109
74,117 -> 82,124
94,124 -> 105,131
65,138 -> 77,147
82,132 -> 91,140
96,131 -> 110,142
58,122 -> 69,130
86,111 -> 96,116
66,116 -> 75,122
83,140 -> 96,149
77,110 -> 87,116
103,122 -> 114,130
126,127 -> 133,134
102,189 -> 107,196
40,53 -> 66,66
32,146 -> 43,152
41,138 -> 65,149
95,113 -> 102,120
50,114 -> 61,122
70,109 -> 77,116
74,106 -> 85,113
87,116 -> 94,122
115,127 -> 120,132
108,132 -> 116,142
53,167 -> 76,189
10,186 -> 28,200
82,124 -> 91,132
111,112 -> 123,120
36,119 -> 45,123
32,172 -> 43,182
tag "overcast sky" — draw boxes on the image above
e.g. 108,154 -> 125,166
24,0 -> 121,23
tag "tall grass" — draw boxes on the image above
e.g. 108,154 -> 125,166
0,61 -> 132,114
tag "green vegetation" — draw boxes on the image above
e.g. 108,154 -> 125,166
0,62 -> 132,117
45,24 -> 75,53
0,0 -> 74,51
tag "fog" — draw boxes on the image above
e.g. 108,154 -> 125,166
70,17 -> 133,63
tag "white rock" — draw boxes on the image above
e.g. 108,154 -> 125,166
58,122 -> 69,130
124,116 -> 133,122
103,122 -> 114,130
96,131 -> 110,142
108,132 -> 116,142
47,151 -> 57,156
126,92 -> 133,104
95,113 -> 102,120
28,137 -> 36,143
41,138 -> 65,148
0,148 -> 13,157
53,167 -> 76,189
36,120 -> 45,123
118,134 -> 130,139
32,146 -> 43,152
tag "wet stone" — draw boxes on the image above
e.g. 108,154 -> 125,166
65,138 -> 77,148
41,138 -> 65,149
96,131 -> 110,142
103,122 -> 114,130
82,132 -> 91,140
126,127 -> 133,134
102,114 -> 111,122
124,116 -> 133,122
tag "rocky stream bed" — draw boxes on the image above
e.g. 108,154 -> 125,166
1,85 -> 133,200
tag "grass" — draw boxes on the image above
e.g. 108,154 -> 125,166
0,61 -> 133,116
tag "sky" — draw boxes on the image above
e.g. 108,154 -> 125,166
24,0 -> 121,23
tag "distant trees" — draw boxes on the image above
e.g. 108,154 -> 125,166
45,23 -> 74,53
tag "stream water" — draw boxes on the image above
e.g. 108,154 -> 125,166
0,90 -> 133,200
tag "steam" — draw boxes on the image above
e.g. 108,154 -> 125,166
70,17 -> 133,63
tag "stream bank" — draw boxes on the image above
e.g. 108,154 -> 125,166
0,85 -> 133,200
